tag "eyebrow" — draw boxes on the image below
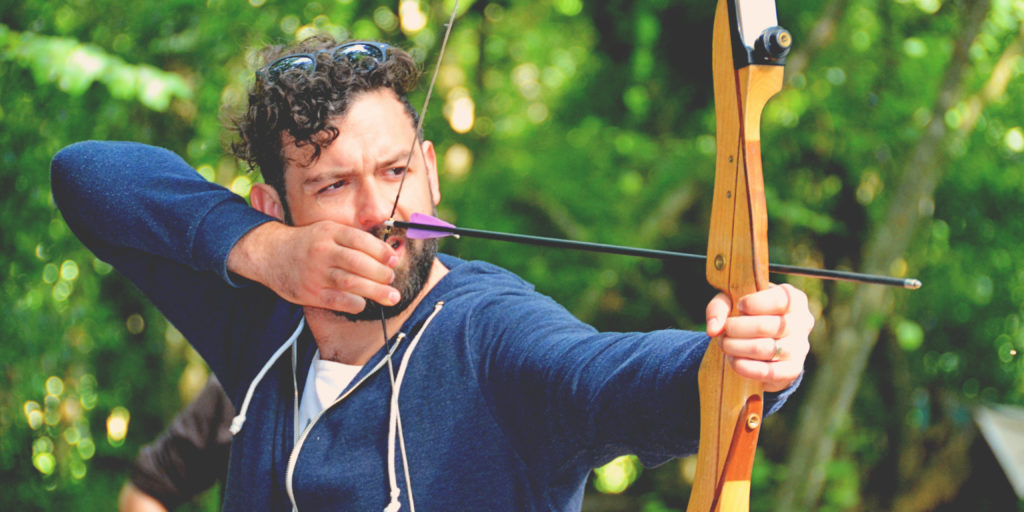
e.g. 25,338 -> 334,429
300,149 -> 414,190
380,149 -> 414,169
302,169 -> 354,190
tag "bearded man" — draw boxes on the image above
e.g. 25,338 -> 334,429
52,36 -> 811,511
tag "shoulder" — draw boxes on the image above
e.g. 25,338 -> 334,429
416,254 -> 590,342
432,253 -> 544,305
438,254 -> 535,289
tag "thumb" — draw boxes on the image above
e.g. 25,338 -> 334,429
706,292 -> 731,336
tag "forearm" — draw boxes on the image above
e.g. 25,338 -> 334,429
50,141 -> 286,385
51,141 -> 273,283
474,292 -> 704,465
480,291 -> 800,469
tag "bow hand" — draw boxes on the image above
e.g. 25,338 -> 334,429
706,284 -> 812,392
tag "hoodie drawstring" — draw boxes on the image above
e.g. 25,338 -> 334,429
383,301 -> 445,512
230,318 -> 305,435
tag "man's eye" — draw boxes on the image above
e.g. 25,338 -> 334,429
388,167 -> 408,177
321,180 -> 345,193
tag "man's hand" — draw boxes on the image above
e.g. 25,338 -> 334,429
705,284 -> 813,392
228,221 -> 400,313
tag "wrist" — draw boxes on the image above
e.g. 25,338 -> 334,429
227,221 -> 286,286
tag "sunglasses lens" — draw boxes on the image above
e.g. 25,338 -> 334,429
259,43 -> 389,81
266,55 -> 316,80
334,43 -> 387,71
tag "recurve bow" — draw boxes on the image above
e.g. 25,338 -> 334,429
686,0 -> 791,511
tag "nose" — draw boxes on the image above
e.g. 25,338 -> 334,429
355,179 -> 394,230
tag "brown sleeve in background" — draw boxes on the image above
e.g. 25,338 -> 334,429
129,376 -> 235,510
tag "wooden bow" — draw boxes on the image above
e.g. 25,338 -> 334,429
687,1 -> 791,511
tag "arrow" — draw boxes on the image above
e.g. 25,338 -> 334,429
386,213 -> 921,289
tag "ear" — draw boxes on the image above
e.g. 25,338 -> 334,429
249,183 -> 285,221
420,140 -> 441,206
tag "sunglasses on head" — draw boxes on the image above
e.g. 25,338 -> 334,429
257,41 -> 391,82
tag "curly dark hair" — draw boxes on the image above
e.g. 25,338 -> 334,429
228,35 -> 422,216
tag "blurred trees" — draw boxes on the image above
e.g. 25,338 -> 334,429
2,0 -> 1022,510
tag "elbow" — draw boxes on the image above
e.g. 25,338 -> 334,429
50,141 -> 100,211
51,140 -> 99,178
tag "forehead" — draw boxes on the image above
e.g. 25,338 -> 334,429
335,88 -> 415,142
282,89 -> 416,171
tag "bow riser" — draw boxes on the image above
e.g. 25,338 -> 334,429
688,0 -> 787,510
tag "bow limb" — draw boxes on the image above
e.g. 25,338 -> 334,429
687,1 -> 789,511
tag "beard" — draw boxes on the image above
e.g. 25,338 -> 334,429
334,226 -> 438,322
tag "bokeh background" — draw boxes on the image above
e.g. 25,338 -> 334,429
3,0 -> 1023,510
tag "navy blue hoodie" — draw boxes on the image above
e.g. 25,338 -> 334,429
51,141 -> 796,511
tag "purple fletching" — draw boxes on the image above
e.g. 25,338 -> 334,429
405,212 -> 456,239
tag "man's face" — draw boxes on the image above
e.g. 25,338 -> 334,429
278,89 -> 441,321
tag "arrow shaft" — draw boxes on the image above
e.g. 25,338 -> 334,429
391,220 -> 920,289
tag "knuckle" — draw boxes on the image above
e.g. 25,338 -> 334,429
336,273 -> 358,291
309,239 -> 332,258
336,249 -> 359,269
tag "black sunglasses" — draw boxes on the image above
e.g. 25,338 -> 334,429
257,41 -> 391,81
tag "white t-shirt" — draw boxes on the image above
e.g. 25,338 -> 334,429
297,350 -> 363,434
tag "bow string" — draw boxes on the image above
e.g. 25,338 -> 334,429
378,3 -> 460,512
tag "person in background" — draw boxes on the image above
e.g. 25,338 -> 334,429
118,377 -> 233,512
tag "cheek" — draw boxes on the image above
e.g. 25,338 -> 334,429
395,185 -> 436,213
286,188 -> 363,224
285,198 -> 334,226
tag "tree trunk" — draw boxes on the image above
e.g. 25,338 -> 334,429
772,1 -> 994,510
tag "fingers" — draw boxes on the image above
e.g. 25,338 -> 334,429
330,226 -> 400,269
325,267 -> 401,307
736,284 -> 807,319
709,283 -> 814,392
319,239 -> 396,288
718,315 -> 789,340
312,224 -> 401,307
316,290 -> 369,315
719,337 -> 782,362
721,333 -> 808,392
260,221 -> 407,311
728,355 -> 805,393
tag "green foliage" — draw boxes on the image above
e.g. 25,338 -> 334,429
2,0 -> 1023,510
0,26 -> 192,110
593,455 -> 642,494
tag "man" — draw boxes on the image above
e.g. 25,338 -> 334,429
52,36 -> 812,511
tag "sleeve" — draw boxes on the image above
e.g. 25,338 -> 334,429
50,141 -> 272,285
474,284 -> 799,473
129,376 -> 235,510
50,141 -> 284,388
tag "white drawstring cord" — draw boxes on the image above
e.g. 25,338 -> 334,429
384,333 -> 407,512
230,318 -> 305,435
382,301 -> 444,512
